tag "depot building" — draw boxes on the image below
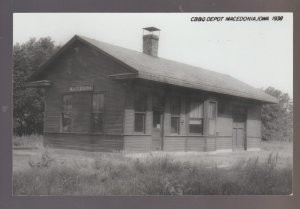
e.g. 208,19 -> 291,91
27,27 -> 277,152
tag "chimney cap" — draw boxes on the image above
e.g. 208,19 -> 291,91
143,27 -> 160,32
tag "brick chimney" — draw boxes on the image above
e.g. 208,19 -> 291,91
142,27 -> 160,57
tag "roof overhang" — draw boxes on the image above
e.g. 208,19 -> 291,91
25,80 -> 52,88
26,34 -> 279,104
136,72 -> 278,104
108,73 -> 138,80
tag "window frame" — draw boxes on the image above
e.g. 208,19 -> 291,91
208,101 -> 217,119
91,92 -> 105,132
134,92 -> 147,133
170,96 -> 181,134
61,93 -> 73,132
208,100 -> 218,136
134,112 -> 146,133
188,99 -> 204,135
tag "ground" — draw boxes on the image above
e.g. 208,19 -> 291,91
12,136 -> 293,195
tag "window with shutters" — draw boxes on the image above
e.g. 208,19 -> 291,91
92,93 -> 104,132
189,100 -> 204,134
171,96 -> 180,134
134,92 -> 147,133
62,94 -> 72,132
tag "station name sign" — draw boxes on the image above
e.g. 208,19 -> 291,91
69,85 -> 93,92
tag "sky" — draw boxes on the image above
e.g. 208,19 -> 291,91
13,13 -> 293,97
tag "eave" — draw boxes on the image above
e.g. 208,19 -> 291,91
25,80 -> 52,88
108,73 -> 138,80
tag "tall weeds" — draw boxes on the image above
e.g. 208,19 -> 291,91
13,135 -> 43,148
13,153 -> 292,195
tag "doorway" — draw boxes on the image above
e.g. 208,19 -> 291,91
232,106 -> 247,151
152,110 -> 163,151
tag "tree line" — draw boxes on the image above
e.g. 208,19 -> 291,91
261,87 -> 293,141
13,37 -> 60,136
13,37 -> 293,141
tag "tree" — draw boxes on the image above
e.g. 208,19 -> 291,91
261,87 -> 293,142
13,37 -> 60,136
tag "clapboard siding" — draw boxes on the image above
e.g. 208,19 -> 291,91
186,137 -> 206,152
44,133 -> 123,152
216,137 -> 232,150
247,121 -> 262,138
72,92 -> 92,132
216,117 -> 233,137
42,41 -> 128,137
180,95 -> 187,135
206,137 -> 216,151
163,96 -> 171,135
124,89 -> 134,135
44,89 -> 62,132
164,136 -> 185,151
247,137 -> 261,148
216,99 -> 233,150
124,109 -> 135,134
124,135 -> 152,152
247,104 -> 262,138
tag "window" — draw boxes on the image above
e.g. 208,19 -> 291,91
208,101 -> 217,135
152,94 -> 164,109
134,92 -> 147,132
62,94 -> 72,131
92,93 -> 104,131
189,100 -> 204,134
208,101 -> 217,119
153,111 -> 161,128
171,97 -> 180,134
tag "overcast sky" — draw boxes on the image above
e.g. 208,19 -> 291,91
13,13 -> 293,97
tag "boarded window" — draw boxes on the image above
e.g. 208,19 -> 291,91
134,92 -> 147,133
171,97 -> 180,134
62,94 -> 72,131
92,93 -> 104,131
189,100 -> 203,134
208,101 -> 217,135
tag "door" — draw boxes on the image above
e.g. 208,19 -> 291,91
233,122 -> 245,150
152,110 -> 163,151
232,107 -> 246,151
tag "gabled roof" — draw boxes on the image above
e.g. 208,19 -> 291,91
30,35 -> 278,104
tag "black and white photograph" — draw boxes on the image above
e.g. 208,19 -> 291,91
12,13 -> 293,195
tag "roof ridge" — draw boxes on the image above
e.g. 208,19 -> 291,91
77,34 -> 143,54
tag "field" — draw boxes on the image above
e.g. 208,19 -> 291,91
13,136 -> 293,195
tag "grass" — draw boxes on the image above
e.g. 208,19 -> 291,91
12,136 -> 293,195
